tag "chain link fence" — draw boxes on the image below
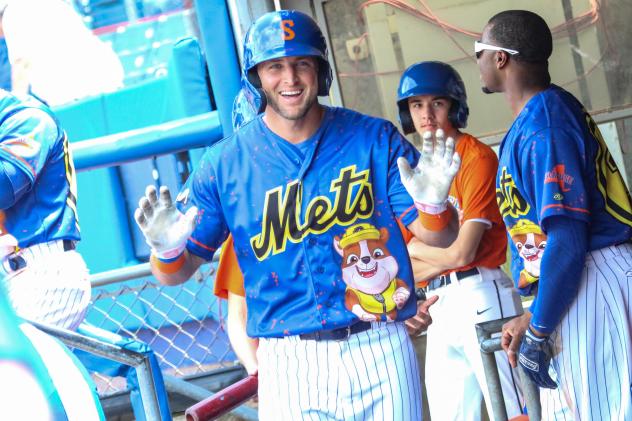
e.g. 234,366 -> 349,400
83,261 -> 237,397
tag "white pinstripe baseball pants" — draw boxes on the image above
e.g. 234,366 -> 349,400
257,322 -> 423,421
541,243 -> 632,420
3,241 -> 91,330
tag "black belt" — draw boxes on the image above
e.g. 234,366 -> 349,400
425,267 -> 480,291
299,322 -> 372,341
3,240 -> 76,272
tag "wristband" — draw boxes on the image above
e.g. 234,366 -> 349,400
418,208 -> 452,231
151,252 -> 186,274
414,201 -> 448,215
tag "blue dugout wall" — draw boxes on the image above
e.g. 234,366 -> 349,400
53,0 -> 240,274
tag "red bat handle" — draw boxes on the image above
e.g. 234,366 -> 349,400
185,374 -> 258,421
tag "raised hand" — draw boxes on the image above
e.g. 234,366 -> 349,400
134,185 -> 198,259
397,129 -> 461,214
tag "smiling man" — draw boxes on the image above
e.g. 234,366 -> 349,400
133,9 -> 461,421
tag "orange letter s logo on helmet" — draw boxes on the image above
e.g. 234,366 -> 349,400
281,19 -> 295,40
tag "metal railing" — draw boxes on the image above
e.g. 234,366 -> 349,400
476,318 -> 541,421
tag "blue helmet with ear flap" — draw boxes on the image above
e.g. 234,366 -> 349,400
396,61 -> 469,134
242,9 -> 333,113
231,77 -> 262,130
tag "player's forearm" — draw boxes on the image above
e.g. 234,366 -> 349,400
407,221 -> 485,270
407,206 -> 459,248
150,250 -> 202,286
409,256 -> 443,283
529,217 -> 588,334
227,293 -> 259,375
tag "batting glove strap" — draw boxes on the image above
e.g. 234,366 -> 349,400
152,243 -> 187,261
414,200 -> 448,215
518,327 -> 558,389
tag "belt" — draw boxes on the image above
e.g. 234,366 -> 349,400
3,239 -> 76,273
425,267 -> 479,291
299,322 -> 372,341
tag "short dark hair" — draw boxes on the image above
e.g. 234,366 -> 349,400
488,10 -> 552,63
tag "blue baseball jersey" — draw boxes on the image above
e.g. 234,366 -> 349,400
179,107 -> 420,338
0,89 -> 80,247
496,84 -> 632,296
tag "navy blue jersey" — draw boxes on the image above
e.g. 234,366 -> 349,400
496,85 -> 632,295
179,107 -> 419,337
0,90 -> 79,247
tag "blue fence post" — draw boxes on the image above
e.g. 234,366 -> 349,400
194,0 -> 241,140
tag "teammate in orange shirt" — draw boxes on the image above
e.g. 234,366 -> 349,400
397,61 -> 524,420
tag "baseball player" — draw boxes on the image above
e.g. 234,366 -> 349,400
398,61 -> 524,420
0,236 -> 104,421
477,10 -> 632,419
0,89 -> 90,330
135,10 -> 461,420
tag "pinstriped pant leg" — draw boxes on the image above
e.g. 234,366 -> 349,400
542,244 -> 632,420
257,323 -> 423,421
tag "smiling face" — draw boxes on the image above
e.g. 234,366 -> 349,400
407,94 -> 455,138
339,238 -> 398,294
256,55 -> 319,121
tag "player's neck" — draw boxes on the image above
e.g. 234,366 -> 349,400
504,73 -> 550,117
263,104 -> 325,144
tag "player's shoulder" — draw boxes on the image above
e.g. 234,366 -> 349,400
458,133 -> 497,161
326,106 -> 400,134
519,85 -> 583,133
0,90 -> 60,137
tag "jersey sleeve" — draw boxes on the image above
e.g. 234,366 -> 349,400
178,153 -> 229,261
213,235 -> 246,299
0,107 -> 58,185
387,125 -> 419,227
520,128 -> 589,226
458,152 -> 499,225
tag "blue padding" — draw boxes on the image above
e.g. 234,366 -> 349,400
167,37 -> 213,118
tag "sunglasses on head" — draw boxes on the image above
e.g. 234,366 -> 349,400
474,41 -> 519,59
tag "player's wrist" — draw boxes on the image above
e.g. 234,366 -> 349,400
417,207 -> 452,231
151,249 -> 187,274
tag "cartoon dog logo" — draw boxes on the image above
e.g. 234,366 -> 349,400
509,219 -> 547,288
334,223 -> 410,322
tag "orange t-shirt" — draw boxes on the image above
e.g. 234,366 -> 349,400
448,133 -> 507,270
213,234 -> 245,299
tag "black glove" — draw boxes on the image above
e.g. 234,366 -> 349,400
518,327 -> 557,389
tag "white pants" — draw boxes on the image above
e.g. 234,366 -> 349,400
257,322 -> 423,420
424,267 -> 524,421
3,241 -> 91,330
540,243 -> 632,420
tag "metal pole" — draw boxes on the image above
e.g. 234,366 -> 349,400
477,317 -> 542,421
517,366 -> 542,421
136,354 -> 167,421
476,321 -> 508,421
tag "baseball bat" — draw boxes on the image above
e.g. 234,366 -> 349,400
185,374 -> 258,421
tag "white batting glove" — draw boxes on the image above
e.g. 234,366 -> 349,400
134,185 -> 198,260
397,129 -> 461,214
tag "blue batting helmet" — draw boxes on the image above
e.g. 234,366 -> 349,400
242,10 -> 333,113
396,61 -> 469,134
